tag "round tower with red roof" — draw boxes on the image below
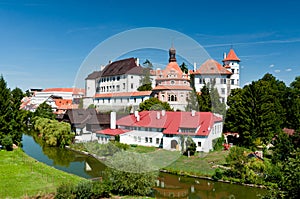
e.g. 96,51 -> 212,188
222,48 -> 240,90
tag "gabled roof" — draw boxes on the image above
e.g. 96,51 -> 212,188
116,111 -> 222,136
96,128 -> 130,136
192,59 -> 232,75
161,62 -> 184,78
101,57 -> 143,77
94,91 -> 152,98
86,71 -> 102,80
42,88 -> 85,94
222,49 -> 240,62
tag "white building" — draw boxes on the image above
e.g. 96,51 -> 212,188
97,110 -> 223,152
84,57 -> 156,111
192,48 -> 240,104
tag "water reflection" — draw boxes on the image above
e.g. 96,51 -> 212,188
22,134 -> 106,178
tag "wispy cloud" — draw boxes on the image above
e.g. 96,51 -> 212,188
269,64 -> 275,68
286,68 -> 292,72
275,69 -> 281,73
203,38 -> 300,48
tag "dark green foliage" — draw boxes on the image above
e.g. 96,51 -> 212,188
225,74 -> 287,148
55,181 -> 110,199
87,104 -> 96,109
0,75 -> 27,148
179,62 -> 189,74
212,168 -> 223,181
139,97 -> 173,111
1,135 -> 13,151
185,89 -> 199,111
183,136 -> 196,156
137,59 -> 153,91
34,102 -> 55,119
33,117 -> 74,147
105,152 -> 158,196
198,83 -> 211,112
213,135 -> 225,151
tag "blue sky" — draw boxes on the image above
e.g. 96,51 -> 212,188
1,0 -> 300,90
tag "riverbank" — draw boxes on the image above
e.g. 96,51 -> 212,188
0,148 -> 85,198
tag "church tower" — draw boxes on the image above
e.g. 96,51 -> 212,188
169,47 -> 177,62
222,48 -> 240,90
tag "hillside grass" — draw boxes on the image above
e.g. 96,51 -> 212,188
0,148 -> 85,198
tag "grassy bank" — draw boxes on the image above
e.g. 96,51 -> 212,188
0,148 -> 85,198
163,150 -> 229,177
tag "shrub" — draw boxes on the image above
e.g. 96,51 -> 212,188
212,168 -> 223,181
1,135 -> 13,151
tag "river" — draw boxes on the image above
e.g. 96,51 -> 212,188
22,134 -> 267,198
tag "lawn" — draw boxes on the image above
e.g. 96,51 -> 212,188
0,148 -> 85,198
163,150 -> 229,176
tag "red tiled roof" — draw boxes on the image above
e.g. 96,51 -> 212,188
42,88 -> 85,94
94,91 -> 152,98
152,85 -> 193,91
222,49 -> 240,62
96,128 -> 130,136
192,59 -> 232,75
116,111 -> 222,136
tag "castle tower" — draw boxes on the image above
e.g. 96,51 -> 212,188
169,47 -> 177,63
222,48 -> 240,90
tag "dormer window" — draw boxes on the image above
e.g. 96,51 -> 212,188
171,80 -> 175,85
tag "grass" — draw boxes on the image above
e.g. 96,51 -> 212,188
0,148 -> 85,199
163,150 -> 229,176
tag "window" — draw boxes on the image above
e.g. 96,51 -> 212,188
237,69 -> 239,74
114,98 -> 116,103
149,138 -> 152,143
145,137 -> 148,143
123,83 -> 125,89
168,94 -> 177,102
221,78 -> 226,84
156,138 -> 160,144
131,83 -> 134,89
198,142 -> 201,147
138,136 -> 141,142
108,99 -> 110,103
199,78 -> 203,84
134,136 -> 137,142
131,76 -> 133,79
170,80 -> 175,85
116,85 -> 120,91
102,99 -> 104,103
120,98 -> 122,103
117,76 -> 120,81
231,69 -> 235,73
221,88 -> 225,94
231,79 -> 235,85
134,98 -> 136,103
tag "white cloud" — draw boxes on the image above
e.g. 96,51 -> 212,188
269,64 -> 275,68
274,69 -> 281,73
286,68 -> 292,72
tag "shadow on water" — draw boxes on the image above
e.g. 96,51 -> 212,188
22,133 -> 267,198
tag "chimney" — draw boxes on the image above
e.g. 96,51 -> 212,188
135,58 -> 140,66
100,65 -> 105,71
110,111 -> 116,129
136,114 -> 140,122
191,110 -> 196,117
193,62 -> 197,72
223,52 -> 227,60
134,110 -> 139,118
161,109 -> 166,116
156,111 -> 161,119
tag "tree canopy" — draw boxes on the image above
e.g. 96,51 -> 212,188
137,59 -> 153,91
139,97 -> 173,111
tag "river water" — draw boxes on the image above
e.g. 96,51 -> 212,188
22,134 -> 267,198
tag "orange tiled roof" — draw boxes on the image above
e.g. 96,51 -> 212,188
42,88 -> 85,94
94,91 -> 152,98
223,49 -> 240,62
152,85 -> 193,91
162,62 -> 184,78
192,59 -> 232,75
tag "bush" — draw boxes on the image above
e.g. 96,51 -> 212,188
1,135 -> 13,151
55,183 -> 75,199
212,168 -> 223,181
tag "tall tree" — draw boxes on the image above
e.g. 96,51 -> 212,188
179,62 -> 188,74
137,59 -> 153,91
198,83 -> 211,112
185,89 -> 199,111
34,102 -> 55,119
224,74 -> 286,147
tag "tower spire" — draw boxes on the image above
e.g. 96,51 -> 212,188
169,46 -> 176,63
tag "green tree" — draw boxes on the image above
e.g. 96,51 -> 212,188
185,89 -> 199,111
224,74 -> 286,148
198,83 -> 211,112
139,97 -> 173,111
179,62 -> 189,74
105,151 -> 158,196
137,59 -> 153,91
34,102 -> 55,119
183,136 -> 196,156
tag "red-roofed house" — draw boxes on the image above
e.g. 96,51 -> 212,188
96,110 -> 223,152
191,48 -> 240,104
152,47 -> 192,111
